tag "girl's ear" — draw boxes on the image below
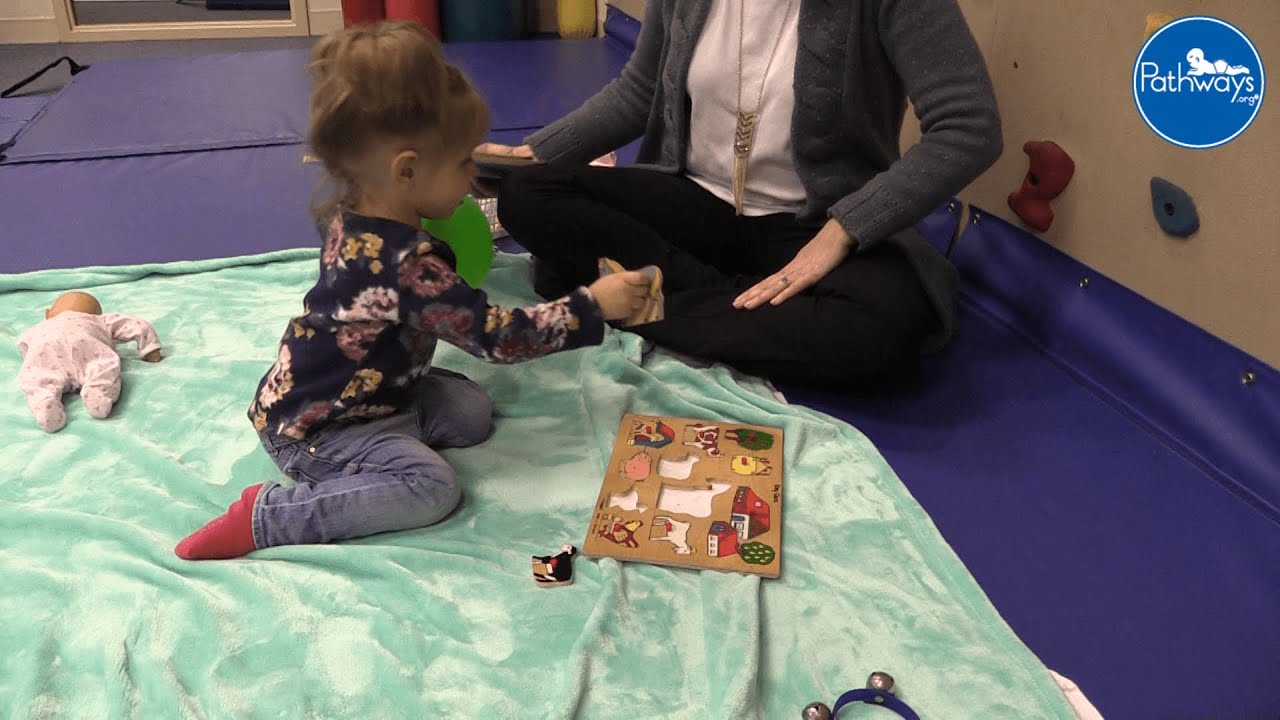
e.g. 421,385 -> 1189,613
390,150 -> 418,182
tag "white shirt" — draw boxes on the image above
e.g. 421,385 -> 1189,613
686,0 -> 806,216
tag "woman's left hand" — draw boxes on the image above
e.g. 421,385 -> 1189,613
733,219 -> 857,309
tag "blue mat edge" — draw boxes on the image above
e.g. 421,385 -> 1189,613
604,4 -> 643,51
954,205 -> 1280,526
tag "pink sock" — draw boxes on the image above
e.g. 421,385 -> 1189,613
175,484 -> 263,560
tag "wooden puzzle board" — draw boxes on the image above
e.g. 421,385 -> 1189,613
582,414 -> 784,578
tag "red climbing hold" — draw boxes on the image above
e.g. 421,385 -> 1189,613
1008,141 -> 1075,232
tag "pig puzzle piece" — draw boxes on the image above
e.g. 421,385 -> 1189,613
598,257 -> 664,327
1150,177 -> 1200,238
1008,140 -> 1075,232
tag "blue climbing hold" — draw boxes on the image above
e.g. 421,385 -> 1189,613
1150,177 -> 1200,238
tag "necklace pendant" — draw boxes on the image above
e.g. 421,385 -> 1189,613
732,111 -> 759,215
734,111 -> 759,158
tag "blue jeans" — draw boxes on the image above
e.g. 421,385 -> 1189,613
252,367 -> 495,549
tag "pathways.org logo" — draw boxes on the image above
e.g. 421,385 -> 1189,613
1133,15 -> 1265,149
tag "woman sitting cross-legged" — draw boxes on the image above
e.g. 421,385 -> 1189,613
484,0 -> 1002,391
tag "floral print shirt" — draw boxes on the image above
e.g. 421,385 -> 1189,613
249,211 -> 604,439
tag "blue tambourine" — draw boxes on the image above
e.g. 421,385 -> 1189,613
803,672 -> 919,720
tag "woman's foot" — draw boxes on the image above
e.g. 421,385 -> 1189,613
530,257 -> 577,301
175,484 -> 262,560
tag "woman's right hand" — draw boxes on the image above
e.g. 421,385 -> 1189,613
588,271 -> 653,321
474,142 -> 537,161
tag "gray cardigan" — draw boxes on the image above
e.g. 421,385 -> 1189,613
527,0 -> 1003,353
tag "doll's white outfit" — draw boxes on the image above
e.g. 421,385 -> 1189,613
16,311 -> 161,432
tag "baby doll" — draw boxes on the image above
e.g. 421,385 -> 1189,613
16,291 -> 162,433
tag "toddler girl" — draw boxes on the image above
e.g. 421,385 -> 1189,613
176,21 -> 650,560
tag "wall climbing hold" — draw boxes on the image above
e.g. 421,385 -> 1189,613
1150,177 -> 1200,237
1007,141 -> 1075,233
1144,12 -> 1176,41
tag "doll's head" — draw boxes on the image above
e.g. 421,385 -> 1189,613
46,291 -> 102,319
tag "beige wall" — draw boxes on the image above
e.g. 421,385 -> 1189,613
609,0 -> 646,21
0,0 -> 60,42
903,0 -> 1278,368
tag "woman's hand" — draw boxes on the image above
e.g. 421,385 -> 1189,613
733,219 -> 857,310
474,142 -> 537,161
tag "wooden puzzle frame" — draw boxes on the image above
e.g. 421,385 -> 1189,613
582,413 -> 784,578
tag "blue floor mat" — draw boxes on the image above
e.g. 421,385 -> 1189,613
779,208 -> 1280,719
1,39 -> 631,165
1,50 -> 312,163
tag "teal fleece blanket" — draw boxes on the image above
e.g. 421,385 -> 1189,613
0,251 -> 1076,719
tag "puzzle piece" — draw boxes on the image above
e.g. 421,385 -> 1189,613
649,516 -> 694,555
598,257 -> 664,327
532,544 -> 577,586
620,450 -> 652,480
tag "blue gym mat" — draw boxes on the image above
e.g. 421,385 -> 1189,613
0,96 -> 48,150
1,7 -> 1277,715
2,145 -> 322,274
0,41 -> 629,165
779,206 -> 1280,719
1,50 -> 312,163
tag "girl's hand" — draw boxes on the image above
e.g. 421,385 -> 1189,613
474,142 -> 537,161
588,270 -> 653,321
733,219 -> 857,310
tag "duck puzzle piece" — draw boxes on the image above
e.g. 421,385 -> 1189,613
1150,177 -> 1200,238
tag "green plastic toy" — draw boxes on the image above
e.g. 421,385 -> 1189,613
421,194 -> 494,288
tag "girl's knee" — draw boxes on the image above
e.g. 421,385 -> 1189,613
457,393 -> 495,446
408,467 -> 462,526
420,372 -> 495,448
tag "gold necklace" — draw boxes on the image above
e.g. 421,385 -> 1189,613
733,0 -> 795,215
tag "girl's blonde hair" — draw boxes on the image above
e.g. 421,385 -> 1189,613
306,20 -> 489,217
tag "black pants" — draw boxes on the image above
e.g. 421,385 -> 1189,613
497,164 -> 938,391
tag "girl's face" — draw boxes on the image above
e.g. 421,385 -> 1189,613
410,146 -> 478,220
